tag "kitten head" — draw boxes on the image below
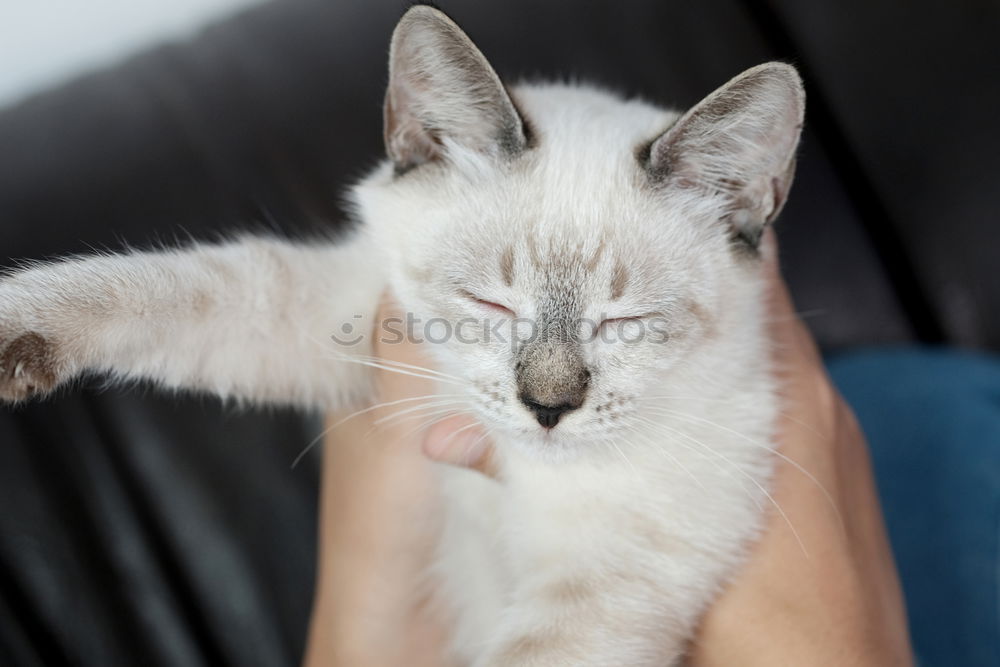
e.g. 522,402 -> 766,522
352,5 -> 804,459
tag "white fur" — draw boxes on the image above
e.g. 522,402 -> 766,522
0,232 -> 384,408
351,82 -> 781,665
0,8 -> 804,664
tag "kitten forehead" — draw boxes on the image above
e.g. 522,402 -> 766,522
509,83 -> 676,190
355,80 -> 738,311
492,234 -> 638,307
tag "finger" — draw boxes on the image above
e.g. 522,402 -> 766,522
422,416 -> 497,479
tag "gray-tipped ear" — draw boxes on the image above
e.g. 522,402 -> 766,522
647,62 -> 805,248
384,5 -> 529,173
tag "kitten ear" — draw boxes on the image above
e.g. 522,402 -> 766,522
384,5 -> 529,172
646,62 -> 805,248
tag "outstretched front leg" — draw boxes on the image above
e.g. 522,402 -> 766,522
0,234 -> 383,410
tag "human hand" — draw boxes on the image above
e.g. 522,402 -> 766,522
303,297 -> 484,667
686,231 -> 913,665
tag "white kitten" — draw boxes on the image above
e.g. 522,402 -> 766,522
0,6 -> 804,665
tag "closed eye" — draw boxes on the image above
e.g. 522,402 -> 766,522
600,314 -> 648,327
464,291 -> 515,317
597,312 -> 671,344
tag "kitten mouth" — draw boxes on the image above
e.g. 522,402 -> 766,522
521,424 -> 579,448
537,428 -> 558,442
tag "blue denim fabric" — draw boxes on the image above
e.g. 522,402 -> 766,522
829,348 -> 1000,667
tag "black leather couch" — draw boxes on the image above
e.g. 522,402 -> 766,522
2,1 -> 997,664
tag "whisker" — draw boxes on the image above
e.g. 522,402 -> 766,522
440,420 -> 482,447
393,408 -> 471,442
370,405 -> 470,438
687,436 -> 806,557
462,431 -> 492,463
632,415 -> 762,513
634,395 -> 823,437
319,354 -> 466,387
638,395 -> 822,438
338,351 -> 466,383
290,418 -> 342,470
634,415 -> 806,557
638,395 -> 733,402
607,438 -> 640,479
621,423 -> 706,491
349,393 -> 466,421
374,399 -> 471,427
649,407 -> 842,529
290,393 -> 467,469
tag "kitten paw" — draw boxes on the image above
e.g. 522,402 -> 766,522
0,332 -> 59,402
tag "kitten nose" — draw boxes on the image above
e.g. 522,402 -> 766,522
520,396 -> 581,429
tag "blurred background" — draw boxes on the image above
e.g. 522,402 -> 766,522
0,1 -> 997,665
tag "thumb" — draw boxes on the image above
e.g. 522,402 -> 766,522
421,416 -> 496,478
